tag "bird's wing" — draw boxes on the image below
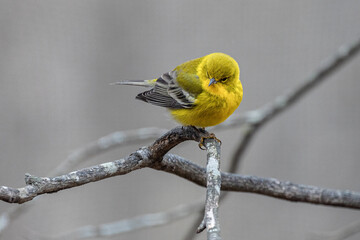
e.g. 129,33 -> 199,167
136,71 -> 196,109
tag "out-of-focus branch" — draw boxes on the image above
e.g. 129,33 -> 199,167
309,220 -> 360,240
215,37 -> 360,131
30,201 -> 203,240
50,127 -> 168,176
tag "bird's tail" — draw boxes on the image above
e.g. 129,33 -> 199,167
110,79 -> 156,87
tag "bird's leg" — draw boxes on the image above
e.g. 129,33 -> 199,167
190,126 -> 222,150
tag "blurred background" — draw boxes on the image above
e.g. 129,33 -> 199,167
0,1 -> 360,239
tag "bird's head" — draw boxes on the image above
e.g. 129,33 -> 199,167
203,52 -> 240,88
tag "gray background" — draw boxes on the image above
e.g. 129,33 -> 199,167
0,1 -> 360,239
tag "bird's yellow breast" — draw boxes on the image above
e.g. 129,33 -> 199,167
170,80 -> 243,127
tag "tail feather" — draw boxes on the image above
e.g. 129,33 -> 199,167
110,79 -> 156,87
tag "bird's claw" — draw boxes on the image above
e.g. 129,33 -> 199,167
198,133 -> 222,150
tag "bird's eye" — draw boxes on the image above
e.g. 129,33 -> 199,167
219,77 -> 228,82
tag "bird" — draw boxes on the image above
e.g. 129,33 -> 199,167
112,52 -> 243,146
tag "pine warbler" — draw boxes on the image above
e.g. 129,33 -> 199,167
113,53 -> 243,128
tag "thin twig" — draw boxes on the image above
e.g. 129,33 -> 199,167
309,220 -> 360,240
30,201 -> 203,240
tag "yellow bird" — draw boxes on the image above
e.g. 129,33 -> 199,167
113,52 -> 243,128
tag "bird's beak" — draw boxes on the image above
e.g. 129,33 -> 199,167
208,78 -> 217,86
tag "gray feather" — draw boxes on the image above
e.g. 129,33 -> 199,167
110,80 -> 151,87
136,71 -> 195,109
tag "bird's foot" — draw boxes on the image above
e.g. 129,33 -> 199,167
198,132 -> 222,150
188,126 -> 221,150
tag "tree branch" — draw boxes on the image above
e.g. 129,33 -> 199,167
196,138 -> 222,240
0,126 -> 207,204
158,154 -> 360,209
1,149 -> 360,209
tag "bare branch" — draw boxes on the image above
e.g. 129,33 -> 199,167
0,124 -> 359,239
1,148 -> 360,209
158,154 -> 360,209
196,138 -> 222,240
